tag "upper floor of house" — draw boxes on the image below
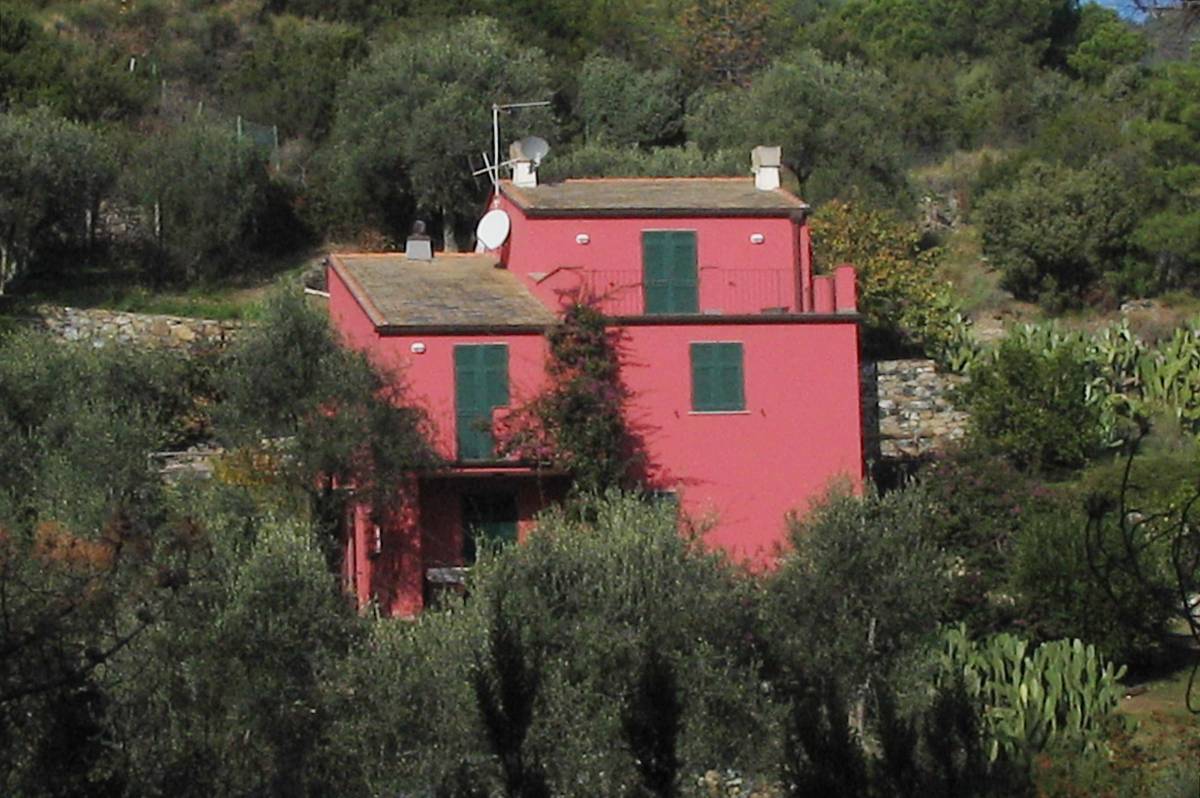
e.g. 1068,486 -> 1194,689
324,145 -> 862,467
477,145 -> 856,319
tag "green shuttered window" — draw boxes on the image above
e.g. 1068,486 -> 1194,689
643,230 -> 698,314
454,344 -> 509,461
690,342 -> 745,412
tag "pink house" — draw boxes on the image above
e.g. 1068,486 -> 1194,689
327,147 -> 864,616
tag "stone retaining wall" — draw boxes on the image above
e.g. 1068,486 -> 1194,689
862,359 -> 969,460
28,305 -> 241,351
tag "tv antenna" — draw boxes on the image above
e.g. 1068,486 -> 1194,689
472,100 -> 552,189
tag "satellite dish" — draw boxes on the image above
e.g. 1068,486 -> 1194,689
476,209 -> 511,250
515,135 -> 550,166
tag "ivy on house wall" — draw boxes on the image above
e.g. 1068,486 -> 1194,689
498,301 -> 640,494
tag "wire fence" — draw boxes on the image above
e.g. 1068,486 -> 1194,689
157,79 -> 280,168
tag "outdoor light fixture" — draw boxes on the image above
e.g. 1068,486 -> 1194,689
576,233 -> 590,244
411,342 -> 426,354
750,233 -> 765,244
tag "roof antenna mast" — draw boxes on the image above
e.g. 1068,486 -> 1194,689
473,100 -> 552,189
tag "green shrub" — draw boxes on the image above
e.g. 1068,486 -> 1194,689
464,492 -> 772,795
763,484 -> 953,701
576,55 -> 684,147
686,50 -> 908,206
976,159 -> 1138,309
121,121 -> 270,284
538,141 -> 742,181
1011,499 -> 1172,669
322,597 -> 482,796
919,451 -> 1052,634
0,108 -> 116,293
958,335 -> 1102,471
101,505 -> 363,798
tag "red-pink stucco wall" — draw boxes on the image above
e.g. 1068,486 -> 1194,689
328,264 -> 550,460
330,266 -> 562,614
492,193 -> 809,316
617,321 -> 864,562
327,227 -> 864,607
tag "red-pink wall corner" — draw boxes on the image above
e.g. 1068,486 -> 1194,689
834,264 -> 857,313
812,275 -> 835,313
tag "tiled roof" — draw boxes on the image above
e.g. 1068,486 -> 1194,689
501,178 -> 808,217
330,253 -> 555,330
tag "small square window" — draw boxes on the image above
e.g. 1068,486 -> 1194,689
690,342 -> 745,412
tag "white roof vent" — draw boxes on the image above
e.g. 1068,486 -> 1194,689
752,146 -> 782,191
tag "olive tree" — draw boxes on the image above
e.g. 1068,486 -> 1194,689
576,55 -> 683,147
122,121 -> 269,284
0,109 -> 115,293
317,17 -> 554,246
215,290 -> 439,554
686,50 -> 907,205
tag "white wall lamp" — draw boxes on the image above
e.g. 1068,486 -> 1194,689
576,233 -> 590,245
411,342 -> 426,354
749,233 -> 765,245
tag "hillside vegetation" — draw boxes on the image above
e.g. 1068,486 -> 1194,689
1,4 -> 1199,796
0,1 -> 1197,339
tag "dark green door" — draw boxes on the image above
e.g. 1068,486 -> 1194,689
643,231 -> 698,314
455,344 -> 509,461
462,492 -> 518,563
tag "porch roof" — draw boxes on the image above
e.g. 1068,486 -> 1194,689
330,252 -> 556,330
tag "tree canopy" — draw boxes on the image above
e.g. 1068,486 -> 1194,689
317,17 -> 554,246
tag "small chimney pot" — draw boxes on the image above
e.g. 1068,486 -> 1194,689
752,146 -> 782,191
406,220 -> 433,261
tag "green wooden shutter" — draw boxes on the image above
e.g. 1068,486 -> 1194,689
668,232 -> 698,313
691,342 -> 716,409
643,232 -> 670,314
455,344 -> 509,460
462,492 -> 518,563
690,343 -> 744,411
643,231 -> 697,314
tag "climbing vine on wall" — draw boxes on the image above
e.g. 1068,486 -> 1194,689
498,301 -> 640,494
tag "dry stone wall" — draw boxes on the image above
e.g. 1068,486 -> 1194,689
27,305 -> 241,351
862,359 -> 969,460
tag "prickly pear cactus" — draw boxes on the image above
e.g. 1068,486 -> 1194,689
937,625 -> 1129,764
976,317 -> 1200,445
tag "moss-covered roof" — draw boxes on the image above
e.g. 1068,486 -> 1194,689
330,253 -> 554,331
501,178 -> 807,217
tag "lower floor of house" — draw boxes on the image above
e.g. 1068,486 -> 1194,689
342,468 -> 570,616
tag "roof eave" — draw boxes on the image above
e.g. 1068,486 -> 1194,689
328,255 -> 389,328
374,314 -> 860,335
376,323 -> 553,336
612,312 -> 861,326
518,207 -> 808,220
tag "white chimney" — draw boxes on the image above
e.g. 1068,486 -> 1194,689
752,146 -> 782,191
405,220 -> 433,261
509,139 -> 545,188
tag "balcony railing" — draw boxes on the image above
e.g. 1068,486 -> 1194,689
577,268 -> 794,316
713,268 -> 790,314
579,269 -> 642,315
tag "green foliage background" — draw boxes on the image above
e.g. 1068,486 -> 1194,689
0,0 -> 1196,340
